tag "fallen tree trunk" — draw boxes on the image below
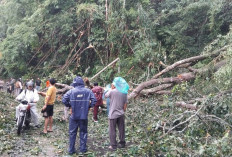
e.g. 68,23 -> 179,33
55,83 -> 73,94
53,59 -> 227,98
152,45 -> 230,79
90,58 -> 120,81
128,72 -> 196,99
140,83 -> 173,95
129,59 -> 227,99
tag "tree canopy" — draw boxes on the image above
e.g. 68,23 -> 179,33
0,0 -> 231,83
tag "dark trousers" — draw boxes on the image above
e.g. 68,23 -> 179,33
69,118 -> 88,153
93,104 -> 105,120
109,115 -> 125,149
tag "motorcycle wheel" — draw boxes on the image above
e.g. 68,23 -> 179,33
25,119 -> 30,129
17,116 -> 24,135
25,111 -> 31,128
25,120 -> 30,128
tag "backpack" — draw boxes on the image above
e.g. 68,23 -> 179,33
92,86 -> 103,102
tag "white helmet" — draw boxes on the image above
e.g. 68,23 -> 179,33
27,81 -> 34,87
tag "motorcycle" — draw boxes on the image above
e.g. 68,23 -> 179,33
16,100 -> 31,135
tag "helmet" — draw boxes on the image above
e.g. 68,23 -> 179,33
27,81 -> 34,87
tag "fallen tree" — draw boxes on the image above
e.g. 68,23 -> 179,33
128,44 -> 230,99
52,45 -> 231,102
55,83 -> 73,94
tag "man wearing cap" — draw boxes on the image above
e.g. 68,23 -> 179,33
62,76 -> 96,155
105,77 -> 129,151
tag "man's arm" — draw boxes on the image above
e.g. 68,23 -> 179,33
89,91 -> 97,108
42,88 -> 52,110
33,90 -> 40,102
38,92 -> 46,97
16,90 -> 25,101
42,95 -> 51,110
105,90 -> 112,98
124,103 -> 127,112
62,90 -> 71,107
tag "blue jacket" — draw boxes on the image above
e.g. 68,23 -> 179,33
62,76 -> 96,120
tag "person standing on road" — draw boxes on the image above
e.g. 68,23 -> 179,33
103,84 -> 111,116
46,78 -> 50,88
38,78 -> 57,134
9,78 -> 15,95
105,77 -> 129,151
62,76 -> 96,155
35,78 -> 41,91
92,82 -> 105,122
15,78 -> 23,96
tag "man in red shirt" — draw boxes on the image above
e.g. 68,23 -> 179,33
92,82 -> 104,122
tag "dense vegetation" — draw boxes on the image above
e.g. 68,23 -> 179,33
0,0 -> 231,82
0,0 -> 232,156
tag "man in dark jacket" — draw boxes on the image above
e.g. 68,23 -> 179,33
62,76 -> 96,155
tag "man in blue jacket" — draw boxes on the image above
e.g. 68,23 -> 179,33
62,76 -> 96,155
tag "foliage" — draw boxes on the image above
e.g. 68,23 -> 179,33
1,1 -> 232,156
1,73 -> 232,156
0,0 -> 231,82
201,26 -> 232,91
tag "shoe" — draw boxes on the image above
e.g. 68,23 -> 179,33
78,151 -> 87,156
68,151 -> 76,155
108,146 -> 116,151
35,125 -> 40,128
118,144 -> 125,148
92,117 -> 98,123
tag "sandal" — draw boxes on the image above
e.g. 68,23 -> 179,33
40,132 -> 47,135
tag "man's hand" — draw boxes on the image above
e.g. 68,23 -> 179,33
124,103 -> 127,112
42,105 -> 47,110
38,92 -> 46,97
